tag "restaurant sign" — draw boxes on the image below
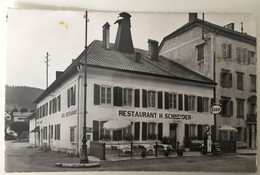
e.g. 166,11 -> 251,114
119,110 -> 192,121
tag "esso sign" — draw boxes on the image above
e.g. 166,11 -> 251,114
210,104 -> 222,114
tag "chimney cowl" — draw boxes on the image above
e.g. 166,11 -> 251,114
189,13 -> 198,22
148,39 -> 159,61
224,23 -> 235,30
102,22 -> 110,49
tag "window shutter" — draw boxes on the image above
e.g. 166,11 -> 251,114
142,122 -> 147,140
142,89 -> 147,108
228,44 -> 232,58
211,98 -> 215,105
228,73 -> 232,88
67,89 -> 70,107
113,86 -> 122,106
184,94 -> 189,111
178,94 -> 183,110
197,96 -> 202,112
134,89 -> 140,107
220,72 -> 224,87
94,84 -> 100,105
73,85 -> 76,105
220,99 -> 223,116
158,123 -> 163,141
242,48 -> 248,64
158,91 -> 163,109
93,120 -> 99,141
222,43 -> 226,58
229,100 -> 233,117
185,124 -> 189,138
134,122 -> 140,140
198,124 -> 203,140
164,92 -> 169,109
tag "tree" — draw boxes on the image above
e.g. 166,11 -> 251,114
20,107 -> 28,113
10,122 -> 29,141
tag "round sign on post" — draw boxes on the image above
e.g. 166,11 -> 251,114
210,104 -> 222,114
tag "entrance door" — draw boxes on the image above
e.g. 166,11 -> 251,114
169,123 -> 177,149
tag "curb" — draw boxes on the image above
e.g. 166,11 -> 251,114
239,153 -> 257,156
55,162 -> 101,168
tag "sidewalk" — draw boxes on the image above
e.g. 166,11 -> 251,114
236,148 -> 257,155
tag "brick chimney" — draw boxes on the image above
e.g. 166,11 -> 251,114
224,23 -> 234,30
102,22 -> 110,49
189,13 -> 198,22
114,12 -> 134,53
56,71 -> 63,80
148,39 -> 159,61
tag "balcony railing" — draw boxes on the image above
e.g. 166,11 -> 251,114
246,114 -> 257,123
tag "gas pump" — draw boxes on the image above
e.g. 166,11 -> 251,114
202,125 -> 212,154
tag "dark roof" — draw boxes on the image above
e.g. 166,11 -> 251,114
159,18 -> 256,51
34,40 -> 216,103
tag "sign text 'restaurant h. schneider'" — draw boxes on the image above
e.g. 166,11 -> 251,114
119,110 -> 193,120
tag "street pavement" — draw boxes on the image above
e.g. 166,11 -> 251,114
4,140 -> 257,173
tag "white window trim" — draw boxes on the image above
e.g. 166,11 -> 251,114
147,90 -> 157,108
100,85 -> 113,106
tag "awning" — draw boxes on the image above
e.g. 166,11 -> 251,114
217,125 -> 238,132
103,118 -> 131,131
30,126 -> 40,132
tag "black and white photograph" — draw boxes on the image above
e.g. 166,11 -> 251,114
1,0 -> 258,174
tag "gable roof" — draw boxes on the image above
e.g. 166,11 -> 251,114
159,18 -> 256,51
34,40 -> 216,103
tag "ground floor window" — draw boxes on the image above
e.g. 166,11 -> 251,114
55,124 -> 60,140
100,121 -> 110,140
123,125 -> 133,141
70,127 -> 76,142
148,122 -> 156,140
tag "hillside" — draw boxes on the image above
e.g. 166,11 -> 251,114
5,85 -> 44,111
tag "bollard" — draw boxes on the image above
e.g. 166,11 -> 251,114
102,143 -> 106,160
155,141 -> 158,158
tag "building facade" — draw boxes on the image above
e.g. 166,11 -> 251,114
32,12 -> 216,156
159,13 -> 257,148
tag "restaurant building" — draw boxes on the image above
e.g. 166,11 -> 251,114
32,12 -> 216,156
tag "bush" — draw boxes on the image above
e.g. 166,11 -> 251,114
183,137 -> 192,148
123,134 -> 134,141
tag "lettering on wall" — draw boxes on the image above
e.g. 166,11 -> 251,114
119,110 -> 193,120
61,109 -> 77,118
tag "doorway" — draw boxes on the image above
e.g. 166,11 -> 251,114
169,123 -> 177,149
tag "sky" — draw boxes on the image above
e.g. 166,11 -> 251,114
6,9 -> 256,89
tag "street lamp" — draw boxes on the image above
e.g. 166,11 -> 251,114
80,11 -> 89,163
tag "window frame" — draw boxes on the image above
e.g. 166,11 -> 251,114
123,88 -> 133,107
188,95 -> 196,111
236,99 -> 244,119
70,126 -> 76,143
169,93 -> 177,109
196,43 -> 205,62
250,75 -> 256,92
202,97 -> 209,112
236,72 -> 244,91
147,90 -> 156,108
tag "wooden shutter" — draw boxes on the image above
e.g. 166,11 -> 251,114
197,96 -> 202,112
184,94 -> 189,111
73,85 -> 76,105
164,92 -> 169,109
197,124 -> 203,140
228,73 -> 232,88
134,122 -> 140,140
94,84 -> 100,105
134,89 -> 140,107
211,98 -> 215,105
228,44 -> 232,58
142,122 -> 147,140
178,94 -> 183,110
242,48 -> 248,64
158,123 -> 163,141
158,91 -> 163,109
113,86 -> 122,106
142,89 -> 147,108
93,120 -> 99,141
222,43 -> 226,58
229,100 -> 233,117
219,99 -> 223,116
67,89 -> 70,107
185,124 -> 189,138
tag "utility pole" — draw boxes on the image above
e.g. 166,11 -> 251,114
80,11 -> 89,164
45,52 -> 50,89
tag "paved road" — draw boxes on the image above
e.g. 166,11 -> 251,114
5,141 -> 257,173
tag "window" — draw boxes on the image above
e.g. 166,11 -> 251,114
221,69 -> 232,88
196,44 -> 204,62
236,127 -> 243,141
55,124 -> 60,140
222,43 -> 232,59
202,97 -> 209,112
101,86 -> 112,104
123,88 -> 133,106
236,72 -> 244,91
248,50 -> 255,65
250,75 -> 256,92
147,91 -> 156,108
220,98 -> 233,117
67,86 -> 76,107
57,95 -> 61,111
169,93 -> 177,109
70,127 -> 75,142
148,122 -> 156,140
100,121 -> 110,140
237,99 -> 244,118
236,47 -> 242,63
51,125 -> 53,139
123,125 -> 133,140
189,124 -> 196,139
188,96 -> 195,111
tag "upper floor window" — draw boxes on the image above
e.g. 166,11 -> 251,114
202,97 -> 209,112
236,72 -> 244,91
123,88 -> 133,106
101,86 -> 112,105
250,75 -> 256,92
222,43 -> 232,59
248,50 -> 256,65
67,85 -> 76,107
236,99 -> 244,118
220,97 -> 233,117
147,90 -> 156,108
220,69 -> 232,88
169,93 -> 177,109
196,44 -> 204,62
236,47 -> 248,64
188,96 -> 196,111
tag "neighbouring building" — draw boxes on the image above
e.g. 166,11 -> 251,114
12,111 -> 32,122
32,12 -> 216,156
159,13 -> 257,149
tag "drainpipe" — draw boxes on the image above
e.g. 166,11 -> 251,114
76,73 -> 82,156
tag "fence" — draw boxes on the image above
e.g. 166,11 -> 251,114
90,141 -> 106,160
